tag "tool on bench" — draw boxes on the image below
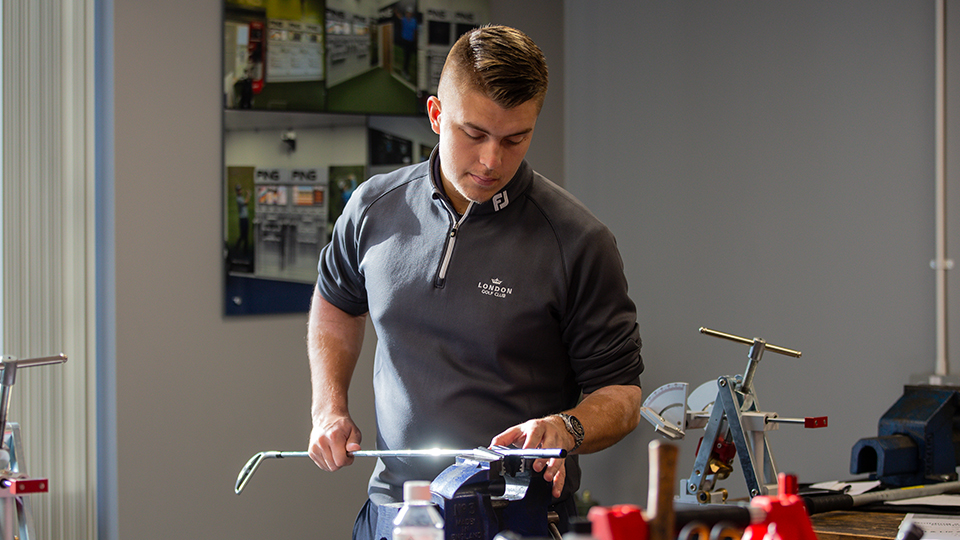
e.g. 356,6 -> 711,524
587,441 -> 820,540
587,440 -> 679,540
801,479 -> 960,514
850,385 -> 960,487
0,354 -> 68,540
647,440 -> 679,540
640,327 -> 828,504
236,446 -> 568,539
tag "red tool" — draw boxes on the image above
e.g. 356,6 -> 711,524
0,477 -> 48,496
588,504 -> 646,540
743,473 -> 818,540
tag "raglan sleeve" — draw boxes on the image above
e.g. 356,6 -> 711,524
316,185 -> 369,317
562,223 -> 643,394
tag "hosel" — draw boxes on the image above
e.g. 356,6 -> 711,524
739,338 -> 766,396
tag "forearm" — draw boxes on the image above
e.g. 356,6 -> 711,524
561,384 -> 643,454
307,286 -> 366,421
306,286 -> 368,471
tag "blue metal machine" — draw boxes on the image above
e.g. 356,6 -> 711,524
375,447 -> 561,540
850,385 -> 960,486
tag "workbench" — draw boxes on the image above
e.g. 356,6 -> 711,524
809,511 -> 905,540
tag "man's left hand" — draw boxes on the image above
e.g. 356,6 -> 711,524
490,415 -> 573,499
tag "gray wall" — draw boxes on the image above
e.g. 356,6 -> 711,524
111,1 -> 562,539
568,0 -> 960,506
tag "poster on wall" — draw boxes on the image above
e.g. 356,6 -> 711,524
419,0 -> 488,97
225,166 -> 257,275
224,0 -> 489,115
325,1 -> 420,115
367,114 -> 436,177
327,165 -> 367,236
226,166 -> 330,282
221,0 -> 486,315
368,128 -> 413,166
224,0 -> 327,112
224,166 -> 329,315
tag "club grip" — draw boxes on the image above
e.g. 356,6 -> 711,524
801,493 -> 854,515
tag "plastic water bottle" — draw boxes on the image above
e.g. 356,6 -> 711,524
393,480 -> 444,540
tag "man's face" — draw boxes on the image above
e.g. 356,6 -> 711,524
427,88 -> 539,214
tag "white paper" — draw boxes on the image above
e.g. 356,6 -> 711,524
900,513 -> 960,540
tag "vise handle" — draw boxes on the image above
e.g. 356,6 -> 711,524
699,328 -> 801,358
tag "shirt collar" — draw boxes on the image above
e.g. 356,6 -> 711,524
428,146 -> 533,216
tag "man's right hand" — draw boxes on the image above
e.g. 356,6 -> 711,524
308,415 -> 363,472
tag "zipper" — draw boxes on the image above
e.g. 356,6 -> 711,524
435,202 -> 473,288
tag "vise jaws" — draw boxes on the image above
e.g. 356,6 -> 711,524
375,446 -> 563,540
850,385 -> 960,486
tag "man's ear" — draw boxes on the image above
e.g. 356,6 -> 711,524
427,96 -> 441,135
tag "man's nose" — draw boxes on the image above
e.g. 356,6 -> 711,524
479,140 -> 503,171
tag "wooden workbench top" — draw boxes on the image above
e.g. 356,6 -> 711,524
809,511 -> 905,540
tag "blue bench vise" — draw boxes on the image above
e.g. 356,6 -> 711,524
850,385 -> 960,486
375,446 -> 563,540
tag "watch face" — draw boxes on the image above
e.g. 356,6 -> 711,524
562,413 -> 584,442
572,418 -> 584,436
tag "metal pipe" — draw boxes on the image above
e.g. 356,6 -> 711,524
934,0 -> 949,376
0,355 -> 67,450
0,354 -> 67,369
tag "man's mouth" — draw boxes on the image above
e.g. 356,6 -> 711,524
470,172 -> 499,186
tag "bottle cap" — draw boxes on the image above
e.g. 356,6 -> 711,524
569,516 -> 593,533
403,480 -> 432,502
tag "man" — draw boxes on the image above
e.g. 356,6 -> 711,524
307,25 -> 643,539
395,6 -> 418,79
233,184 -> 250,253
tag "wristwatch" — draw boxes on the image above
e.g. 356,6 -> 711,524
557,413 -> 584,452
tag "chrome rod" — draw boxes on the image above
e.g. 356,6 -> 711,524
235,446 -> 567,495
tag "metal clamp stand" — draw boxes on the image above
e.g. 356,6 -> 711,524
0,354 -> 67,540
678,329 -> 824,504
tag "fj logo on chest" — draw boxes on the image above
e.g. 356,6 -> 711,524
478,277 -> 513,298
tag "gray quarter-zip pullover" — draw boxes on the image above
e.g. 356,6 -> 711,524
317,148 -> 643,504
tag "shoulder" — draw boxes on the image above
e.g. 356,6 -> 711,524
520,173 -> 627,279
525,173 -> 612,241
349,161 -> 431,214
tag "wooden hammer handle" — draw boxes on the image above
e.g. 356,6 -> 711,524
647,440 -> 679,540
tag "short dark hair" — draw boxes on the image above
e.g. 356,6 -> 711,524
441,25 -> 549,110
